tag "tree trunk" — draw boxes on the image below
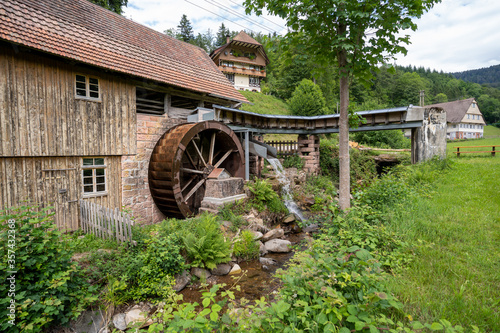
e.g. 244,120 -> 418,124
338,24 -> 350,210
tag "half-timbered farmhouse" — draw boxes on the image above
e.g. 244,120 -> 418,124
0,0 -> 248,229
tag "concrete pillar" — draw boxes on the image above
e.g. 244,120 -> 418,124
411,107 -> 447,163
298,134 -> 320,174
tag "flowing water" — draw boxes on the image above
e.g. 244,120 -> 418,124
266,158 -> 306,221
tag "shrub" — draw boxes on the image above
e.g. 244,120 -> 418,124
218,202 -> 249,232
288,79 -> 327,116
182,213 -> 231,270
282,154 -> 304,169
0,206 -> 97,332
232,230 -> 259,260
353,130 -> 411,149
248,179 -> 285,213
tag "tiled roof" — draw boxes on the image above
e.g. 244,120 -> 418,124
426,98 -> 480,123
0,0 -> 248,103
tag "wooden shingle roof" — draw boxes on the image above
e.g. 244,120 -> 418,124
0,0 -> 248,103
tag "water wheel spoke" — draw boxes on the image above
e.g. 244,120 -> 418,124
180,167 -> 205,175
181,175 -> 197,192
190,140 -> 206,167
184,178 -> 206,203
184,150 -> 196,169
214,150 -> 235,168
209,132 -> 216,165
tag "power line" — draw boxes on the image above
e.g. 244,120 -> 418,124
184,0 -> 256,33
204,0 -> 278,34
227,0 -> 284,30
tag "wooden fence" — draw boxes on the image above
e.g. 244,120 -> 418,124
79,200 -> 135,245
265,140 -> 298,157
454,145 -> 498,157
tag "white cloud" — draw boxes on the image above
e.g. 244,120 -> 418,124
124,0 -> 500,72
123,0 -> 286,36
394,0 -> 500,72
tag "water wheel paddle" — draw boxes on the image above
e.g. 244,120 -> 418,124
149,121 -> 245,218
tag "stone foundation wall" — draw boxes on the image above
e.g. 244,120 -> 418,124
122,114 -> 185,224
298,134 -> 320,174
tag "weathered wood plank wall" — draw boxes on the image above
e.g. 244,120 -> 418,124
0,43 -> 136,157
0,156 -> 122,230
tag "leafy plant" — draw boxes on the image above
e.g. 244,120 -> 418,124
232,230 -> 259,260
282,154 -> 304,169
182,213 -> 232,270
0,205 -> 98,332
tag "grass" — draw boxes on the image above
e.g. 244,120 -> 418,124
240,90 -> 290,115
386,140 -> 500,331
484,125 -> 500,138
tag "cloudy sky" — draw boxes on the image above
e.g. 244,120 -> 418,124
123,0 -> 500,73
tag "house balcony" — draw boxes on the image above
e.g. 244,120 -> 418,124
219,66 -> 266,78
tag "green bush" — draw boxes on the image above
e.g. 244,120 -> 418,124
353,130 -> 411,149
218,202 -> 249,232
183,213 -> 232,270
282,154 -> 304,169
0,206 -> 97,332
288,79 -> 327,116
247,179 -> 287,214
232,230 -> 259,260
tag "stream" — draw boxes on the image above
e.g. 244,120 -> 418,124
180,159 -> 307,304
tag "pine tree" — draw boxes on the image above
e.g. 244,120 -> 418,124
215,23 -> 230,47
177,14 -> 194,43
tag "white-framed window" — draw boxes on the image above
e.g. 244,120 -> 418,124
225,73 -> 235,84
467,114 -> 470,119
82,157 -> 106,195
221,61 -> 234,67
75,74 -> 100,101
249,76 -> 260,87
472,103 -> 476,108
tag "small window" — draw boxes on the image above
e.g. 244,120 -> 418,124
221,61 -> 234,67
472,103 -> 476,108
82,158 -> 106,195
249,76 -> 260,87
225,73 -> 235,84
75,74 -> 100,100
467,114 -> 470,119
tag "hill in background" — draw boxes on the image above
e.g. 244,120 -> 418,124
452,64 -> 500,88
239,91 -> 290,115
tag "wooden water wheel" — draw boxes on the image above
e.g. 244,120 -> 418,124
149,121 -> 245,218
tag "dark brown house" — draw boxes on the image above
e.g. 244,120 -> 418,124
0,0 -> 248,229
210,31 -> 269,92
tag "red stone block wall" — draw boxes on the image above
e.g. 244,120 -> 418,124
298,134 -> 320,174
121,114 -> 185,224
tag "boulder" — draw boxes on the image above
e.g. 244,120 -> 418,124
258,241 -> 268,256
229,264 -> 242,275
125,308 -> 153,328
264,239 -> 292,253
282,214 -> 296,224
173,270 -> 191,292
262,228 -> 284,242
250,230 -> 263,241
303,223 -> 320,233
211,263 -> 232,276
259,257 -> 278,266
191,267 -> 211,280
112,313 -> 127,331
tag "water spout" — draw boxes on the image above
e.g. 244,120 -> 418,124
266,158 -> 306,221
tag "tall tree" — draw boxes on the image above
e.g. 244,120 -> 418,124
177,14 -> 194,43
89,0 -> 127,15
244,0 -> 439,210
215,23 -> 230,47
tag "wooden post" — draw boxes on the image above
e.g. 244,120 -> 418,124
457,147 -> 460,158
493,146 -> 495,157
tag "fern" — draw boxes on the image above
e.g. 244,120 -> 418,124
182,213 -> 231,270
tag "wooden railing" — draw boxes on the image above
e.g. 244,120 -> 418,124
265,140 -> 298,157
79,200 -> 136,245
454,145 -> 498,157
